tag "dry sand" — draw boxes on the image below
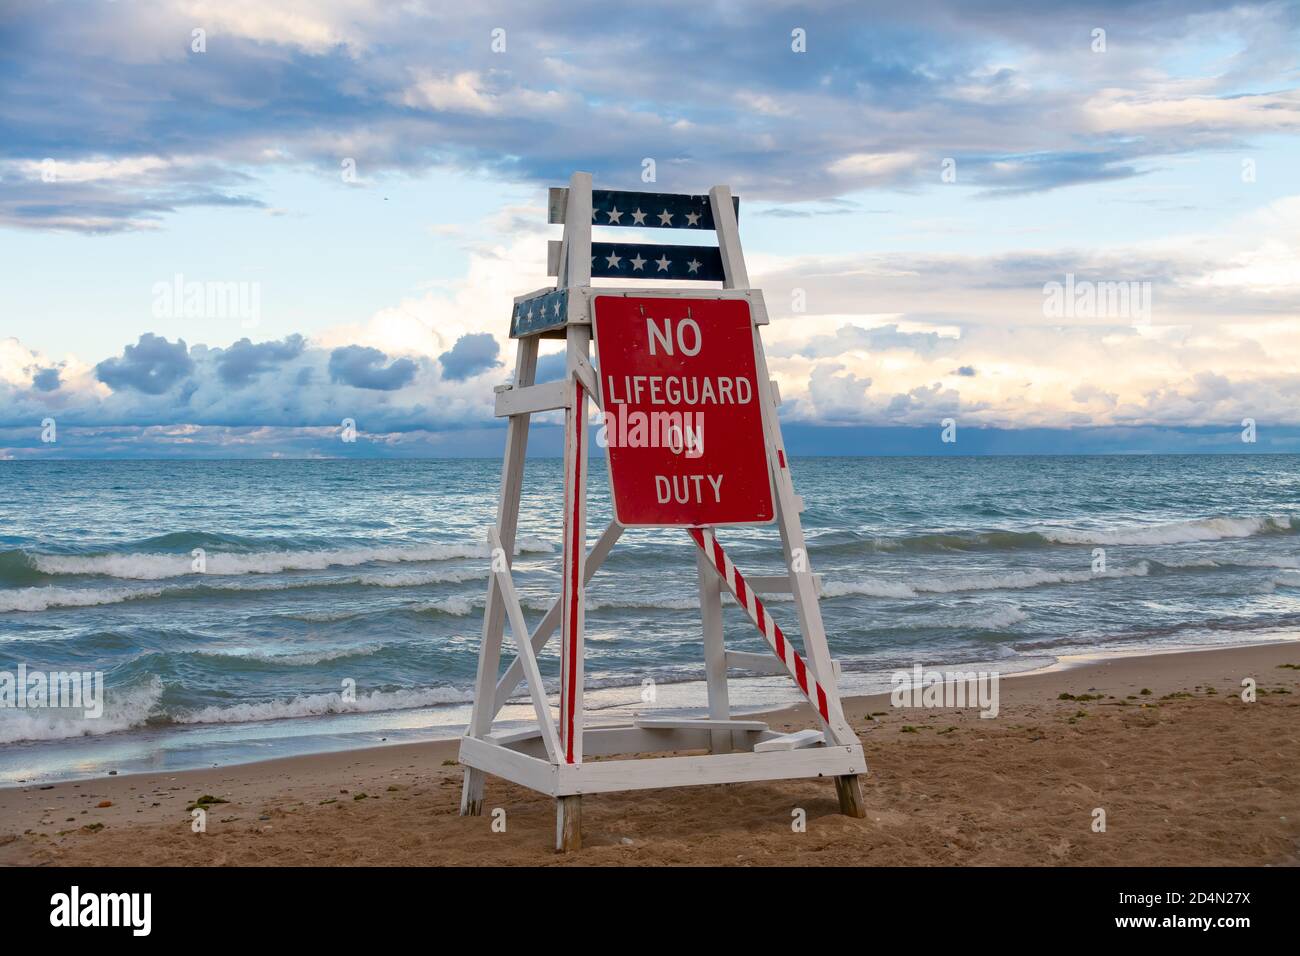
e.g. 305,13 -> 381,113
2,641 -> 1297,866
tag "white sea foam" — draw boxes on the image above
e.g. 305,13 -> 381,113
30,538 -> 552,580
823,579 -> 918,599
352,567 -> 485,587
284,610 -> 365,623
0,565 -> 487,613
179,567 -> 487,594
823,563 -> 1150,599
0,678 -> 474,742
174,686 -> 473,725
1039,516 -> 1294,546
0,585 -> 165,613
190,567 -> 485,594
410,596 -> 479,616
979,605 -> 1028,628
0,677 -> 164,744
209,644 -> 385,666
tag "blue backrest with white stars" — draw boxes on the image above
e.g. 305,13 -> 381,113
580,189 -> 737,283
511,186 -> 740,336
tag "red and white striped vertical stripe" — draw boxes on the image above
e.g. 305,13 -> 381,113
687,527 -> 833,724
560,378 -> 586,764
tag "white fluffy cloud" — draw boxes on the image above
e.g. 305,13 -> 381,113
3,192 -> 1299,450
755,195 -> 1300,428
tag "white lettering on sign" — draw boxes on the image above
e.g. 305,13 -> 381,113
593,295 -> 774,526
655,474 -> 724,505
646,317 -> 702,357
604,375 -> 752,406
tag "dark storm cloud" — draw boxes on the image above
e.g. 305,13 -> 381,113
328,345 -> 418,390
217,335 -> 306,387
31,367 -> 61,391
95,334 -> 194,395
438,332 -> 501,381
4,332 -> 464,432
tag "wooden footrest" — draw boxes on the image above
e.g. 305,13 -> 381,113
753,729 -> 823,752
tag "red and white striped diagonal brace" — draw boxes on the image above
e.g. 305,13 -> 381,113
687,527 -> 842,728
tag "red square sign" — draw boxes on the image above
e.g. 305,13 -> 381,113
592,295 -> 775,527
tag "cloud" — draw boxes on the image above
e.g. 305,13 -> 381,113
3,1 -> 1297,230
828,152 -> 921,183
750,193 -> 1300,430
31,367 -> 61,392
774,323 -> 949,360
533,351 -> 568,383
216,335 -> 306,387
0,156 -> 266,233
3,186 -> 1300,454
438,332 -> 501,381
327,345 -> 418,390
94,334 -> 194,395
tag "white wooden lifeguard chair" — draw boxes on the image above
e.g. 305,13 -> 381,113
458,172 -> 866,851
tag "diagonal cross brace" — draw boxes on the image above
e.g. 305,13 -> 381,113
492,521 -> 623,716
486,526 -> 562,763
688,527 -> 855,745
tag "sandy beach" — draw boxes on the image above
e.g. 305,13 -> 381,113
2,641 -> 1297,867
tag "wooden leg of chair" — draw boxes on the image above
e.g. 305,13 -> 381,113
460,767 -> 485,816
834,774 -> 866,818
556,795 -> 582,852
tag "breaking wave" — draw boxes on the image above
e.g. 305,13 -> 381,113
823,563 -> 1151,599
0,585 -> 166,613
0,568 -> 488,613
18,537 -> 551,581
1038,516 -> 1295,546
0,677 -> 165,744
815,515 -> 1296,555
0,679 -> 475,744
172,686 -> 473,726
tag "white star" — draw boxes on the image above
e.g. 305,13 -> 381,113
657,209 -> 674,226
631,208 -> 647,225
605,251 -> 622,269
655,254 -> 671,272
591,208 -> 599,221
552,299 -> 561,316
630,254 -> 646,271
687,258 -> 702,274
685,211 -> 701,226
606,206 -> 623,224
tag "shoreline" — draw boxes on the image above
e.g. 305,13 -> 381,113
5,632 -> 1294,790
3,633 -> 1298,791
3,640 -> 1297,866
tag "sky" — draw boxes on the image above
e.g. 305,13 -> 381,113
2,0 -> 1299,458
